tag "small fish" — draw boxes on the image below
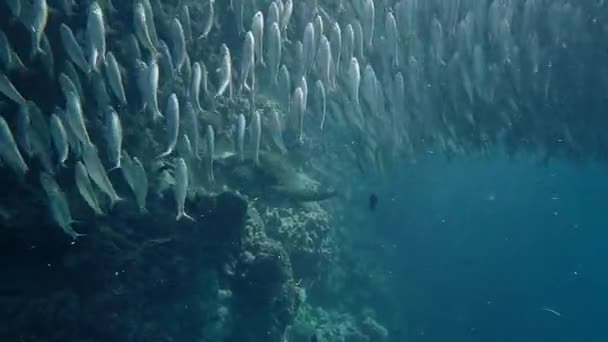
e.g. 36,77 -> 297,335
49,113 -> 69,167
157,93 -> 179,158
314,80 -> 327,130
90,69 -> 111,111
361,64 -> 378,114
292,87 -> 305,143
198,0 -> 215,39
0,73 -> 26,105
251,111 -> 261,164
541,307 -> 562,317
342,24 -> 354,73
16,104 -> 33,158
190,62 -> 202,111
182,102 -> 200,158
384,11 -> 399,68
251,11 -> 265,66
329,22 -> 342,84
82,143 -> 123,208
278,65 -> 290,112
6,0 -> 21,18
65,91 -> 92,145
180,4 -> 192,43
125,34 -> 142,65
369,193 -> 378,211
267,23 -> 281,84
313,15 -> 324,54
28,101 -> 53,173
121,151 -> 148,213
75,161 -> 104,216
237,113 -> 246,161
215,44 -> 232,99
147,59 -> 163,122
0,115 -> 28,177
299,75 -> 308,112
63,61 -> 84,99
30,0 -> 49,59
104,52 -> 127,105
170,18 -> 187,74
38,33 -> 54,80
280,0 -> 293,36
39,172 -> 82,240
317,35 -> 332,87
200,61 -> 210,102
104,106 -> 122,170
238,31 -> 255,94
302,22 -> 315,75
0,30 -> 26,73
59,24 -> 90,74
133,3 -> 158,56
352,20 -> 364,61
206,124 -> 215,182
141,0 -> 159,46
86,1 -> 106,71
361,0 -> 375,50
348,57 -> 361,105
269,109 -> 286,154
174,157 -> 194,221
158,39 -> 174,82
266,1 -> 280,29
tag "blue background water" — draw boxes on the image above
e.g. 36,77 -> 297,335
367,155 -> 608,341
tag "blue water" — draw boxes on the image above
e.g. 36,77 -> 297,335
369,155 -> 608,341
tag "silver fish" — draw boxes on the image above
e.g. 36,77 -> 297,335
267,22 -> 281,84
39,33 -> 54,80
170,18 -> 187,74
314,80 -> 326,130
278,64 -> 290,112
0,73 -> 26,105
82,143 -> 123,207
251,11 -> 265,66
361,63 -> 378,114
16,104 -> 33,158
251,111 -> 261,163
86,1 -> 106,71
141,58 -> 163,122
133,3 -> 158,56
206,124 -> 214,182
313,15 -> 324,55
317,35 -> 331,87
141,0 -> 159,46
104,106 -> 122,170
104,52 -> 127,105
125,34 -> 142,65
269,109 -> 286,154
348,57 -> 360,105
90,70 -> 111,112
342,23 -> 354,73
75,161 -> 104,216
59,24 -> 90,74
385,11 -> 399,68
299,75 -> 308,112
302,22 -> 315,75
352,20 -> 364,62
200,61 -> 210,102
329,22 -> 341,82
49,113 -> 69,167
157,93 -> 179,158
158,40 -> 174,82
30,0 -> 48,58
280,0 -> 293,36
39,172 -> 82,239
199,0 -> 215,39
292,87 -> 304,143
28,101 -> 53,173
361,0 -> 374,50
237,113 -> 245,161
0,30 -> 26,73
0,115 -> 28,177
238,31 -> 255,94
63,61 -> 84,99
65,91 -> 92,145
182,101 -> 199,158
190,62 -> 202,111
174,157 -> 193,221
121,151 -> 148,213
6,0 -> 21,18
215,44 -> 232,99
180,4 -> 192,43
267,1 -> 280,29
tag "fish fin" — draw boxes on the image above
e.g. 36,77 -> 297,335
108,161 -> 121,172
176,211 -> 195,221
155,149 -> 173,159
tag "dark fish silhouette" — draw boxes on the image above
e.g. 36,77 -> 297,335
369,193 -> 378,211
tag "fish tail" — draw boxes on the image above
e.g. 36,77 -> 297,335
176,210 -> 195,222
